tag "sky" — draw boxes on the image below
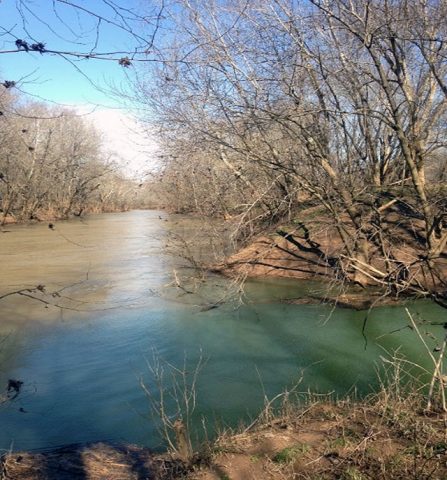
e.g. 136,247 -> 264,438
0,0 -> 159,177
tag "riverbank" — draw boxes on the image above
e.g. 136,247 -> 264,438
192,388 -> 447,480
218,231 -> 447,289
212,209 -> 447,308
283,291 -> 412,310
3,380 -> 447,480
0,206 -> 134,227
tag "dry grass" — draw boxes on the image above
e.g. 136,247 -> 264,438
2,358 -> 447,480
1,443 -> 192,480
190,393 -> 447,480
189,357 -> 447,480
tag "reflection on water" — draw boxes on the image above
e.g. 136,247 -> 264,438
0,210 -> 446,451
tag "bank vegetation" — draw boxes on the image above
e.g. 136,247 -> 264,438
139,0 -> 447,304
0,86 -> 149,224
3,352 -> 447,480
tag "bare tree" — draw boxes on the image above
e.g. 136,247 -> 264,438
0,86 -> 141,222
136,0 -> 447,301
0,0 -> 163,74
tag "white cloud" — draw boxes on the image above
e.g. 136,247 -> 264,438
80,107 -> 159,179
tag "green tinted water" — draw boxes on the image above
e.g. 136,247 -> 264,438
0,211 -> 445,451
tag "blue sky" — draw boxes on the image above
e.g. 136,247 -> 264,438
0,0 -> 160,176
0,0 -> 152,108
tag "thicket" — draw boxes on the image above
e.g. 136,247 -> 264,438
0,87 -> 142,224
138,0 -> 447,300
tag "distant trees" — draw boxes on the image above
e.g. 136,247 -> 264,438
1,0 -> 444,298
138,0 -> 447,298
0,86 -> 139,223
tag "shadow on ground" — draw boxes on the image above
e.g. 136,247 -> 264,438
1,442 -> 188,480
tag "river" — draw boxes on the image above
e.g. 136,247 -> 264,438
0,210 -> 445,452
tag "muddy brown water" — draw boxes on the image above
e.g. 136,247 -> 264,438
0,210 -> 445,452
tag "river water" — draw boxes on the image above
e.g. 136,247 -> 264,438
0,210 -> 445,452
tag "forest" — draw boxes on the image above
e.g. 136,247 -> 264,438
141,0 -> 447,302
0,87 -> 146,224
1,2 -> 447,480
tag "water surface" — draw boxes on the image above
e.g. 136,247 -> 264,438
0,211 -> 445,451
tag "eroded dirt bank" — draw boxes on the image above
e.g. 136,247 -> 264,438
3,394 -> 447,480
213,208 -> 447,308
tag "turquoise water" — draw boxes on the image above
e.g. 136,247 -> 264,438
0,211 -> 445,451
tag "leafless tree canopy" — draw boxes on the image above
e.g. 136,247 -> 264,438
0,0 -> 163,68
135,0 -> 447,301
0,0 -> 445,301
0,87 -> 143,222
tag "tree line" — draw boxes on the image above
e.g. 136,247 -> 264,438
139,0 -> 447,300
0,86 -> 146,224
1,0 -> 445,301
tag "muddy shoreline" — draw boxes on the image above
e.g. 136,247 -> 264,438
0,442 -> 188,480
282,292 -> 412,310
3,393 -> 447,480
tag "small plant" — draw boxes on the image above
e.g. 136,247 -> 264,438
140,349 -> 207,462
325,436 -> 348,450
342,466 -> 367,480
431,441 -> 447,455
386,452 -> 405,470
273,443 -> 310,464
249,454 -> 262,463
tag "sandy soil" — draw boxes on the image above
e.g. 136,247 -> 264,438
4,400 -> 447,480
214,208 -> 447,301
